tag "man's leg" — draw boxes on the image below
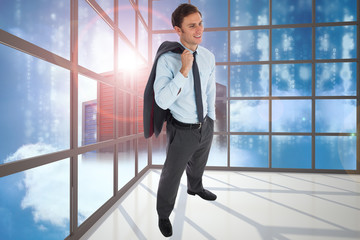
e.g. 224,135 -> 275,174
186,117 -> 214,193
157,123 -> 200,218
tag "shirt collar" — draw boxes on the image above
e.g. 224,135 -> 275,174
179,42 -> 199,54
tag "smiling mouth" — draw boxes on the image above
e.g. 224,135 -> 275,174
194,35 -> 202,38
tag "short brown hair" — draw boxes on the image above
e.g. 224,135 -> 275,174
171,3 -> 202,28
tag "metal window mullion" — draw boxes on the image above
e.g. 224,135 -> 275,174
86,0 -> 115,30
357,0 -> 360,173
148,0 -> 153,167
0,29 -> 71,70
114,0 -> 119,196
70,0 -> 79,234
269,0 -> 273,169
227,0 -> 231,168
312,0 -> 316,170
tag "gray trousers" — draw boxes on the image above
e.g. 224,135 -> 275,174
156,116 -> 214,219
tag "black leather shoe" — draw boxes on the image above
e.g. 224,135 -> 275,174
159,218 -> 172,237
187,189 -> 217,201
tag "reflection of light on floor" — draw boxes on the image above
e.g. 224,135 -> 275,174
83,170 -> 360,240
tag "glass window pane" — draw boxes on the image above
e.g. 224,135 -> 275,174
79,75 -> 116,146
99,83 -> 115,141
117,89 -> 136,137
138,0 -> 148,25
118,140 -> 135,189
215,65 -> 227,132
230,135 -> 269,167
230,100 -> 269,132
316,26 -> 357,60
316,62 -> 357,96
272,28 -> 312,60
135,70 -> 149,135
315,136 -> 356,170
78,149 -> 113,225
78,79 -> 115,145
0,159 -> 70,239
315,99 -> 356,133
208,135 -> 227,166
152,134 -> 167,165
136,68 -> 150,97
137,96 -> 144,134
231,30 -> 269,62
202,31 -> 228,62
138,138 -> 148,172
192,0 -> 228,28
230,65 -> 269,97
272,100 -> 312,132
138,18 -> 148,61
118,0 -> 136,43
230,0 -> 269,26
96,0 -> 114,20
0,45 -> 70,164
152,33 -> 179,59
316,0 -> 357,23
272,64 -> 312,96
152,0 -> 185,30
118,37 -> 145,71
0,1 -> 70,59
215,98 -> 227,133
79,1 -> 114,73
272,136 -> 312,168
272,0 -> 312,25
216,65 -> 228,92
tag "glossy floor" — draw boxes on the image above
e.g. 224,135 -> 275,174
81,170 -> 360,240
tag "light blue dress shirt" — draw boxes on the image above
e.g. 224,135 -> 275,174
154,43 -> 216,124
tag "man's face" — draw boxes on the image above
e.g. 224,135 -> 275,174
175,12 -> 204,51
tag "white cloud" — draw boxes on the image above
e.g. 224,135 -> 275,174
257,14 -> 268,25
343,12 -> 354,21
318,33 -> 329,52
230,136 -> 268,166
38,224 -> 47,231
280,68 -> 290,80
317,62 -> 355,96
21,158 -> 69,228
4,143 -> 69,228
5,143 -> 115,230
230,146 -> 256,166
231,101 -> 268,131
231,31 -> 254,59
342,33 -> 354,59
272,100 -> 311,132
316,100 -> 356,132
281,33 -> 293,52
340,62 -> 352,93
273,64 -> 311,96
257,32 -> 269,61
232,43 -> 242,55
4,143 -> 57,163
259,65 -> 269,93
299,65 -> 311,81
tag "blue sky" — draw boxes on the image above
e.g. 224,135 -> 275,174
0,0 -> 358,239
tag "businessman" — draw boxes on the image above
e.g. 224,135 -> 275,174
152,3 -> 217,237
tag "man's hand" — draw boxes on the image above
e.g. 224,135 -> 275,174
179,50 -> 194,78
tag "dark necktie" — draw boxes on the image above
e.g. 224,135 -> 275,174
193,51 -> 204,123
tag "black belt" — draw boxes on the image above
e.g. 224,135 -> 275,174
171,116 -> 206,130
